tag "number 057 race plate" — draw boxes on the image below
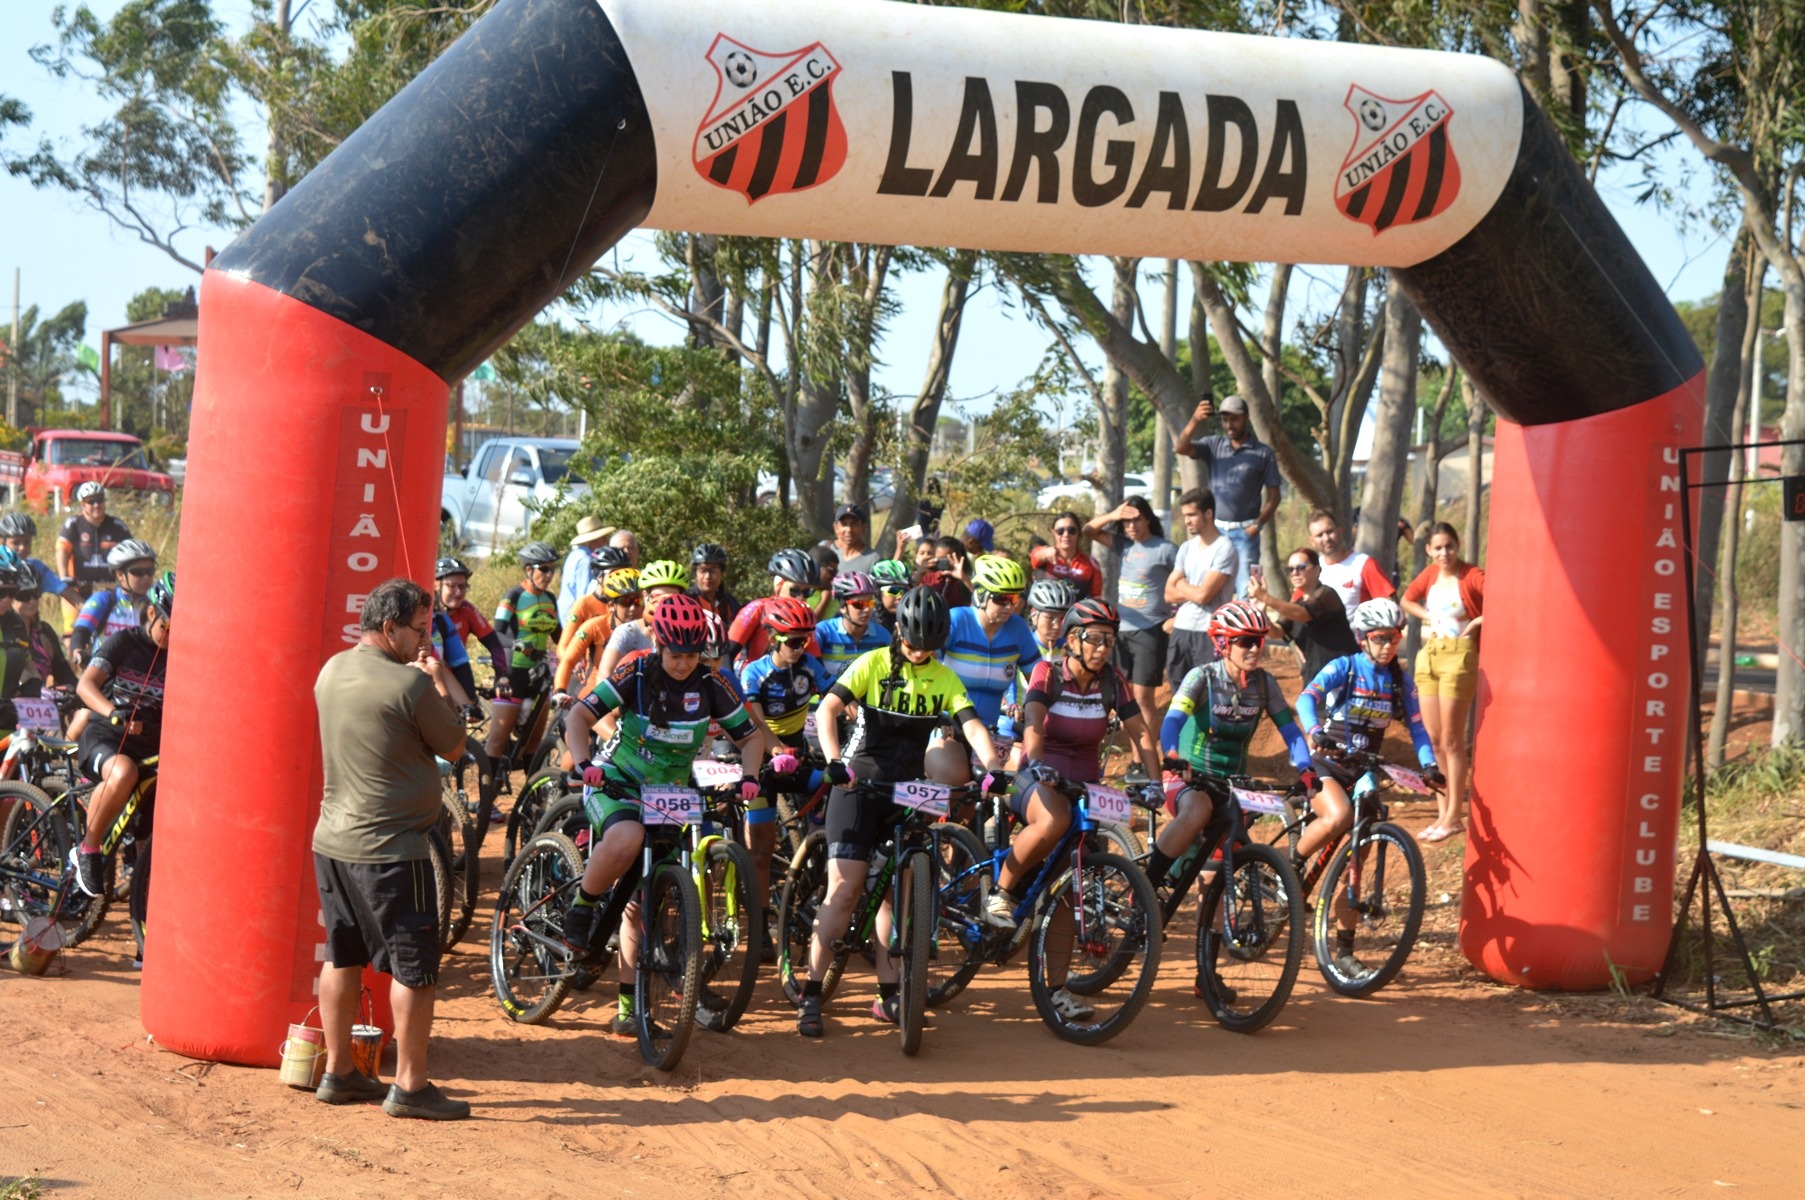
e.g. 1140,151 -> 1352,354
895,780 -> 949,817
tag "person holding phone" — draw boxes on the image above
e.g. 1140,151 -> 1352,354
1175,394 -> 1281,601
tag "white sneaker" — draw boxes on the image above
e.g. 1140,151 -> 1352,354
1050,987 -> 1095,1023
982,888 -> 1018,930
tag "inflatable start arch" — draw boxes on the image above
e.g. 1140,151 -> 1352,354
146,0 -> 1702,1064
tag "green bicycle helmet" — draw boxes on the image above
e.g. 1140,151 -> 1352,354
638,559 -> 692,592
148,570 -> 176,618
870,558 -> 913,590
971,553 -> 1027,597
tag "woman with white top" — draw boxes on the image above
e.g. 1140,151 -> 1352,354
1399,522 -> 1485,842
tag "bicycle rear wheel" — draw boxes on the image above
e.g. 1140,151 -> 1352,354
696,839 -> 761,1033
896,849 -> 933,1056
438,790 -> 478,948
504,767 -> 566,870
1314,821 -> 1426,997
1029,850 -> 1161,1046
0,782 -> 92,937
928,824 -> 986,1007
426,828 -> 458,953
489,832 -> 582,1023
1195,842 -> 1305,1034
636,861 -> 702,1071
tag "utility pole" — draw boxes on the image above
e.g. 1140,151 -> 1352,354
8,269 -> 18,429
1154,260 -> 1177,517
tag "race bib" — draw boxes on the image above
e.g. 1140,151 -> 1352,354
641,786 -> 703,827
1231,785 -> 1289,815
895,780 -> 949,817
692,759 -> 744,788
1084,783 -> 1131,824
10,697 -> 57,731
1384,764 -> 1430,793
803,710 -> 818,740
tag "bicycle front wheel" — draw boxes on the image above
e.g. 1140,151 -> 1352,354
897,848 -> 933,1056
777,830 -> 846,1004
438,788 -> 478,948
0,782 -> 91,937
1195,842 -> 1305,1034
489,832 -> 582,1024
636,861 -> 703,1071
504,767 -> 567,870
1029,850 -> 1161,1046
696,839 -> 762,1033
928,824 -> 986,1007
426,828 -> 458,954
1314,821 -> 1426,998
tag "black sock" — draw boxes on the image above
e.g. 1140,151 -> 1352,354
1146,848 -> 1176,885
878,982 -> 898,1002
1337,928 -> 1355,950
802,979 -> 822,999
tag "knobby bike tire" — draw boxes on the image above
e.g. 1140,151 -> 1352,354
489,832 -> 584,1024
504,767 -> 566,870
635,861 -> 703,1071
1028,850 -> 1162,1046
438,789 -> 478,949
776,830 -> 842,1004
897,849 -> 933,1057
696,839 -> 762,1033
1087,820 -> 1144,859
0,781 -> 92,937
928,823 -> 987,1007
1195,842 -> 1306,1034
427,828 -> 458,954
1313,821 -> 1426,998
533,795 -> 589,845
457,735 -> 499,850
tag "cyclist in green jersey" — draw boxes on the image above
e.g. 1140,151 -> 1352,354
560,594 -> 765,1033
485,541 -> 562,762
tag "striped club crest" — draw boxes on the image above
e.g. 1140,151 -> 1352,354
1335,85 -> 1460,235
693,35 -> 847,204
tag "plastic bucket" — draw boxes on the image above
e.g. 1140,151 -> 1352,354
8,915 -> 64,975
349,1024 -> 385,1078
278,1008 -> 325,1089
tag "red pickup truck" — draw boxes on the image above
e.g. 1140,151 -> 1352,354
0,430 -> 177,509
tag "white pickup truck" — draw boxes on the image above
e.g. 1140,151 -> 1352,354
441,436 -> 585,557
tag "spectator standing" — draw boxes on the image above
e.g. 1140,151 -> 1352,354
1164,488 -> 1238,688
608,528 -> 642,568
1029,511 -> 1104,598
832,504 -> 881,574
921,536 -> 974,608
311,578 -> 471,1119
1250,547 -> 1358,685
1176,394 -> 1280,599
1309,508 -> 1395,614
1399,522 -> 1485,843
1082,497 -> 1175,723
556,516 -> 614,625
56,483 -> 131,599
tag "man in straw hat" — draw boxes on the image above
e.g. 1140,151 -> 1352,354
557,515 -> 616,625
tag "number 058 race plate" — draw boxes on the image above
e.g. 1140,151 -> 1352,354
641,786 -> 703,827
895,780 -> 949,817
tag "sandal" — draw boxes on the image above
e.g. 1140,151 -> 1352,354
1418,825 -> 1449,843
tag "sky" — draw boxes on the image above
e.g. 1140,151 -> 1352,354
2,1 -> 1739,457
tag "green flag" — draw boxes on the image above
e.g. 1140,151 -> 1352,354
77,344 -> 101,372
471,360 -> 495,382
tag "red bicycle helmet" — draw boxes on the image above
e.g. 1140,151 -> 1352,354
651,593 -> 711,652
1208,599 -> 1271,641
764,595 -> 817,637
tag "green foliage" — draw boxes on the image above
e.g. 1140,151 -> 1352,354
937,378 -> 1062,535
1,302 -> 90,427
1671,288 -> 1790,427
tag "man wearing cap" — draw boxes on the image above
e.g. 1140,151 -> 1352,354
963,518 -> 995,558
557,516 -> 616,625
832,504 -> 880,574
1177,394 -> 1280,600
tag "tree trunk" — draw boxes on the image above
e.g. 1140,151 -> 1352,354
686,234 -> 727,355
1180,288 -> 1208,492
1094,259 -> 1136,594
1355,276 -> 1421,578
1412,366 -> 1460,576
1707,275 -> 1763,769
1258,263 -> 1294,586
1772,279 -> 1805,746
1463,377 -> 1487,562
1550,0 -> 1590,132
842,245 -> 893,512
882,251 -> 976,548
1153,259 -> 1178,516
790,243 -> 841,536
261,0 -> 293,213
1694,229 -> 1755,657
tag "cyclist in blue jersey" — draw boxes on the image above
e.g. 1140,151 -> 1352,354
934,555 -> 1040,779
70,539 -> 158,668
0,513 -> 78,624
814,572 -> 891,685
1295,597 -> 1443,975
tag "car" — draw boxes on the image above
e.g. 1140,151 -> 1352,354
1035,472 -> 1153,513
442,436 -> 587,557
756,465 -> 895,512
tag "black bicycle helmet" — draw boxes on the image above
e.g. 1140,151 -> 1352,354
767,548 -> 820,589
588,544 -> 630,573
147,569 -> 175,618
1062,597 -> 1120,639
896,586 -> 951,652
691,542 -> 729,566
517,541 -> 560,568
0,513 -> 37,540
435,555 -> 471,580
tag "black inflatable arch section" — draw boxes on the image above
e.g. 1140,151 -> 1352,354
147,0 -> 1703,1064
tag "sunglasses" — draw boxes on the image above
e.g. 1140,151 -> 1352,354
1365,631 -> 1403,646
881,584 -> 909,595
1077,631 -> 1116,648
526,564 -> 554,574
987,593 -> 1022,608
1228,635 -> 1266,651
1053,526 -> 1080,535
842,597 -> 875,610
126,566 -> 157,579
778,635 -> 810,649
1286,564 -> 1310,574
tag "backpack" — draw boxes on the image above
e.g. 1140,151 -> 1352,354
1036,657 -> 1118,715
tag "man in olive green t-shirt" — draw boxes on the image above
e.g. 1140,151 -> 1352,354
311,577 -> 470,1120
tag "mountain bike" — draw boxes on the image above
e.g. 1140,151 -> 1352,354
933,768 -> 1163,1045
490,779 -> 703,1071
1255,739 -> 1430,997
775,780 -> 984,1056
1147,767 -> 1307,1034
470,662 -> 559,840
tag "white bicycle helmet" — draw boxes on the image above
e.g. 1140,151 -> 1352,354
1350,597 -> 1405,634
75,482 -> 107,503
107,538 -> 157,569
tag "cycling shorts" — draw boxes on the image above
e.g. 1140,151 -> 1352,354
506,663 -> 549,705
580,776 -> 650,837
77,720 -> 156,790
824,785 -> 897,862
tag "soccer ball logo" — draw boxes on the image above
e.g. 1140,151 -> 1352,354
723,50 -> 758,88
1358,98 -> 1387,132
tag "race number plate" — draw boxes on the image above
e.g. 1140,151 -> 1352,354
802,711 -> 818,740
1084,783 -> 1132,824
641,786 -> 703,827
1384,764 -> 1430,793
1231,786 -> 1289,815
10,698 -> 58,731
895,780 -> 949,817
991,735 -> 1015,759
691,759 -> 743,788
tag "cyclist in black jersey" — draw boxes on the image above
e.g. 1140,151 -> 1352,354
56,482 -> 132,597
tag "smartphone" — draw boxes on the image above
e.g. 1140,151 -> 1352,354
1249,564 -> 1265,586
901,523 -> 924,541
